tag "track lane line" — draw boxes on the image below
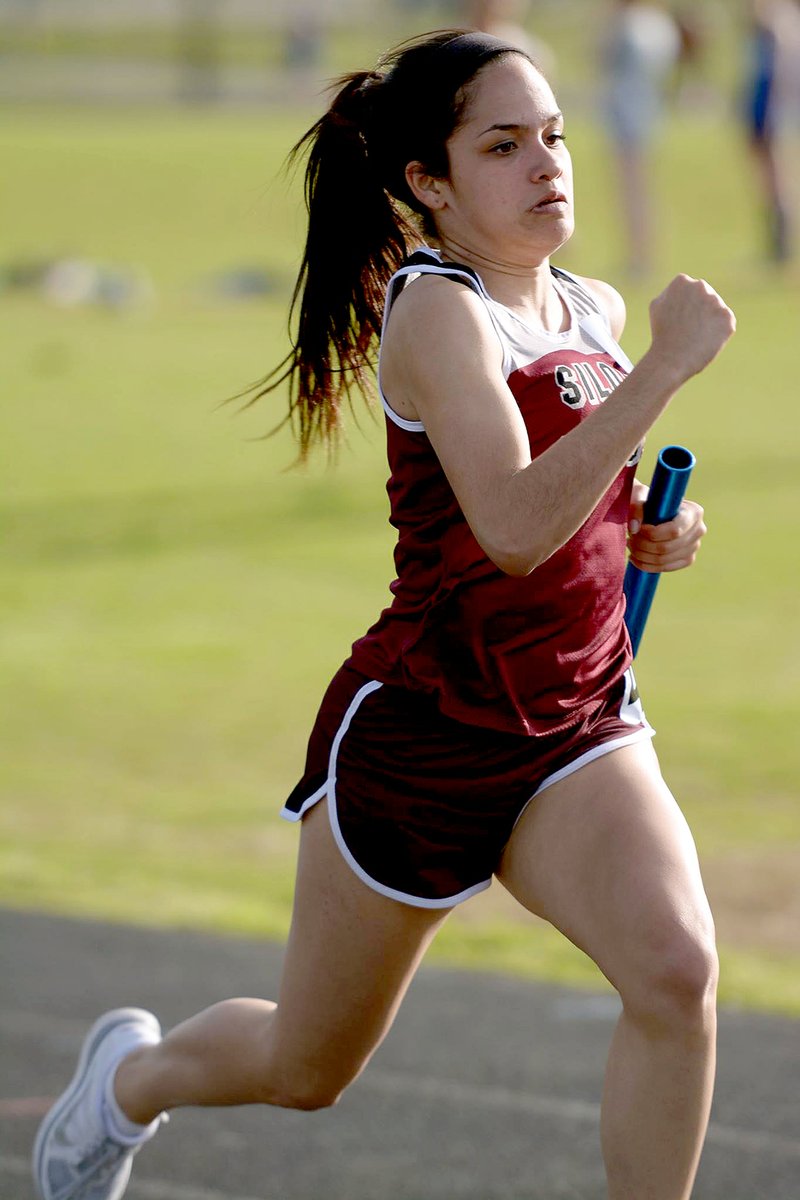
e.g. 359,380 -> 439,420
4,1007 -> 799,1167
364,1068 -> 800,1159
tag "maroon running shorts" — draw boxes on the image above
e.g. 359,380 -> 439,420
281,664 -> 653,908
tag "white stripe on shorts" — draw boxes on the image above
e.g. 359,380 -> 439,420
281,671 -> 655,909
281,678 -> 494,909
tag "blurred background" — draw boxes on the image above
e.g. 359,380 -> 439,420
2,0 -> 799,1014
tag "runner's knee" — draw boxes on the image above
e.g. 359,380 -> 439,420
619,922 -> 718,1033
263,1065 -> 351,1111
270,1081 -> 344,1112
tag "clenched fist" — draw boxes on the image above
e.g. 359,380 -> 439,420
648,275 -> 736,386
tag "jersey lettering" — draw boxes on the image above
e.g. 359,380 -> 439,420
598,362 -> 626,390
557,359 -> 626,411
555,364 -> 584,409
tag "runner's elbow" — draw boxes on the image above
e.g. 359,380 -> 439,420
483,534 -> 544,577
493,551 -> 537,577
473,487 -> 554,576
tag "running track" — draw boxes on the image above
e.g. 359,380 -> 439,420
1,909 -> 798,1199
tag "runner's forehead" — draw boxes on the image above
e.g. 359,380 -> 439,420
459,57 -> 559,129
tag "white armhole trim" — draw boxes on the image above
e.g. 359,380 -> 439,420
378,262 -> 511,431
579,313 -> 635,373
552,266 -> 635,374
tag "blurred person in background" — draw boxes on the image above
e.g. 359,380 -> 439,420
467,0 -> 556,77
670,6 -> 709,105
742,0 -> 800,263
283,0 -> 330,78
177,0 -> 221,104
600,0 -> 682,277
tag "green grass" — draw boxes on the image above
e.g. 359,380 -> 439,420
0,1 -> 746,94
1,103 -> 799,1015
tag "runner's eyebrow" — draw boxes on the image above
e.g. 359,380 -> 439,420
477,114 -> 564,138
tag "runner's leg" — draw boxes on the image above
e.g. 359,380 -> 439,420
115,802 -> 452,1122
497,740 -> 717,1200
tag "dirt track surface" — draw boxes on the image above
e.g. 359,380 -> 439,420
1,909 -> 798,1199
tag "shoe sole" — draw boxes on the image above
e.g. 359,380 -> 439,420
32,1007 -> 161,1200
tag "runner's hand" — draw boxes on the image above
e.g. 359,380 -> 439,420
647,275 -> 736,385
627,480 -> 707,572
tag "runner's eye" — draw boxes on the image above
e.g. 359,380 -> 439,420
491,140 -> 517,155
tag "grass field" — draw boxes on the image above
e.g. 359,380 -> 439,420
2,97 -> 799,1014
0,0 -> 746,95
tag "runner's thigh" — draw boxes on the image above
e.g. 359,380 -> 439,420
496,740 -> 716,997
268,802 -> 452,1095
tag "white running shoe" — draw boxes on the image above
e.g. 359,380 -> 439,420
33,1007 -> 167,1200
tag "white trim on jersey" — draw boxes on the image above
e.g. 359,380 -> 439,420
378,258 -> 512,430
578,312 -> 635,373
377,251 -> 634,434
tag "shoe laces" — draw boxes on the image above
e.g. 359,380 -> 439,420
71,1144 -> 129,1199
72,1133 -> 128,1173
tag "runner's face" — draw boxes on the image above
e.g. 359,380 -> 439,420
437,55 -> 574,263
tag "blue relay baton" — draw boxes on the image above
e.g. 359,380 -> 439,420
623,445 -> 696,657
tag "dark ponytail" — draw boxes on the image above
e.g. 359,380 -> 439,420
240,68 -> 416,459
247,30 -> 531,458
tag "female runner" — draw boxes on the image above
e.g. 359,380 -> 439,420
34,29 -> 735,1200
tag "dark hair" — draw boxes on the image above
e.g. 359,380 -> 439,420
247,29 -> 533,458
